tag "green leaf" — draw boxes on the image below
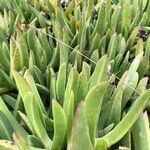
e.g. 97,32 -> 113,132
30,65 -> 45,85
137,37 -> 150,78
49,47 -> 59,69
13,132 -> 28,150
90,33 -> 101,53
113,54 -> 123,72
136,77 -> 148,94
132,112 -> 150,150
27,28 -> 42,68
65,0 -> 75,18
86,0 -> 94,19
18,111 -> 32,132
98,71 -> 127,130
49,67 -> 57,101
36,84 -> 50,97
0,110 -> 14,140
47,0 -> 55,14
56,63 -> 67,105
28,135 -> 44,148
82,61 -> 91,80
79,26 -> 87,52
139,12 -> 148,26
98,124 -> 114,137
84,81 -> 109,146
0,97 -> 28,141
49,0 -> 58,10
1,94 -> 16,109
126,27 -> 139,50
118,37 -> 126,55
119,51 -> 130,74
10,38 -> 22,72
70,102 -> 93,150
119,130 -> 131,149
51,100 -> 67,150
24,92 -> 51,148
13,70 -> 46,115
38,30 -> 52,64
91,3 -> 106,37
0,68 -> 14,89
0,43 -> 10,74
90,49 -> 99,67
110,6 -> 121,31
96,89 -> 150,148
122,72 -> 139,108
56,9 -> 74,38
89,55 -> 108,90
43,115 -> 54,134
29,5 -> 50,27
63,68 -> 79,110
107,33 -> 118,60
16,29 -> 29,68
76,70 -> 88,104
121,0 -> 131,33
59,28 -> 70,64
128,52 -> 143,74
129,12 -> 140,32
64,91 -> 74,142
109,91 -> 122,126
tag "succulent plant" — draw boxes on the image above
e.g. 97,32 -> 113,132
0,0 -> 149,150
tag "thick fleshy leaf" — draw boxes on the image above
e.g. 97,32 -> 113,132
0,97 -> 28,141
89,55 -> 108,90
122,72 -> 139,108
56,63 -> 67,105
24,93 -> 51,148
132,112 -> 150,150
98,72 -> 128,129
91,3 -> 106,37
59,28 -> 70,64
13,70 -> 46,115
16,29 -> 29,68
18,111 -> 32,132
65,91 -> 74,142
96,90 -> 150,148
84,81 -> 109,146
0,68 -> 15,90
76,70 -> 88,104
13,132 -> 28,150
29,65 -> 45,85
51,100 -> 67,150
10,38 -> 22,72
27,28 -> 41,68
109,91 -> 122,126
128,52 -> 143,75
0,110 -> 14,140
70,102 -> 93,150
63,68 -> 79,110
0,43 -> 10,73
107,33 -> 118,60
1,94 -> 16,109
126,27 -> 139,50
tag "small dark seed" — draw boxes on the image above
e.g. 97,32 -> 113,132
137,28 -> 149,41
41,11 -> 51,20
125,100 -> 132,108
61,1 -> 68,10
92,9 -> 98,20
49,27 -> 53,32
